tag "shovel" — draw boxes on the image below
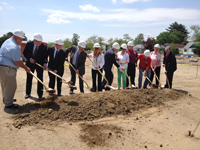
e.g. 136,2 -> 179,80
87,56 -> 116,90
35,62 -> 76,90
124,70 -> 137,89
29,71 -> 55,94
68,62 -> 94,92
151,66 -> 162,88
137,66 -> 152,86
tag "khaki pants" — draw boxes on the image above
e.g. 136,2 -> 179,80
0,66 -> 17,106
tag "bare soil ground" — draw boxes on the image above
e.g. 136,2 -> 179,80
0,58 -> 200,150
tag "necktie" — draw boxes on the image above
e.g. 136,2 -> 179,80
75,51 -> 79,69
33,46 -> 38,58
55,50 -> 58,58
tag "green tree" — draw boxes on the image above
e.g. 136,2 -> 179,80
156,32 -> 171,45
47,42 -> 55,48
107,38 -> 114,47
0,32 -> 13,47
170,43 -> 179,55
97,36 -> 105,46
63,38 -> 72,48
134,33 -> 144,45
71,33 -> 80,46
166,22 -> 189,44
85,35 -> 98,50
190,25 -> 200,42
169,31 -> 182,43
193,43 -> 200,56
123,34 -> 133,43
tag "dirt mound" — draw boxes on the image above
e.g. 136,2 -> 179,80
13,89 -> 187,129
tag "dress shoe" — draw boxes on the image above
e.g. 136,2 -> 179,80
5,104 -> 19,109
25,95 -> 30,99
57,94 -> 62,97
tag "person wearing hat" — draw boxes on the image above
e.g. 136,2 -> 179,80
65,41 -> 87,94
163,46 -> 177,88
47,38 -> 65,96
23,33 -> 48,100
102,42 -> 125,91
137,50 -> 152,88
88,43 -> 104,92
149,44 -> 161,86
116,43 -> 129,90
125,41 -> 138,88
0,29 -> 30,109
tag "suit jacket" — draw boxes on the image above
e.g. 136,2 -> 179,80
163,51 -> 177,73
103,48 -> 120,72
47,46 -> 65,73
66,46 -> 87,75
23,41 -> 47,66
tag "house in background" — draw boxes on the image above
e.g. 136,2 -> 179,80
183,42 -> 200,55
163,43 -> 185,54
134,44 -> 145,54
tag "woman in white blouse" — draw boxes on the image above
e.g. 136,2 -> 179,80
88,43 -> 104,92
117,43 -> 129,90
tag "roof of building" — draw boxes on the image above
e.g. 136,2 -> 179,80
164,43 -> 185,48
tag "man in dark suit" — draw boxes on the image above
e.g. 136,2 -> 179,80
23,33 -> 47,100
163,46 -> 177,89
65,41 -> 87,94
102,42 -> 125,91
47,38 -> 65,96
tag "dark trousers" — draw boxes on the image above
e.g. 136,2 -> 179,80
70,64 -> 84,93
165,72 -> 174,89
26,63 -> 43,98
150,66 -> 161,86
126,63 -> 136,87
102,70 -> 113,91
48,69 -> 64,95
92,69 -> 103,92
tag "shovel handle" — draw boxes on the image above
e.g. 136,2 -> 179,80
68,62 -> 90,88
87,56 -> 108,83
137,66 -> 152,84
151,66 -> 161,87
35,62 -> 71,85
87,56 -> 116,90
30,71 -> 48,90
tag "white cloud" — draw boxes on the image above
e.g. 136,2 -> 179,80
42,8 -> 200,26
112,0 -> 117,4
122,0 -> 151,3
79,4 -> 100,12
47,13 -> 71,24
2,2 -> 7,5
0,6 -> 2,10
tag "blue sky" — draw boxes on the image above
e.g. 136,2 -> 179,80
0,0 -> 200,43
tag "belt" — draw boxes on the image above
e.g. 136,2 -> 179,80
0,64 -> 16,69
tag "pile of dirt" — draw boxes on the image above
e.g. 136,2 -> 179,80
13,89 -> 187,129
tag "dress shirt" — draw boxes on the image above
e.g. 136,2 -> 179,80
89,53 -> 104,70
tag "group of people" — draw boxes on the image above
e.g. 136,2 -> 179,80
0,29 -> 177,109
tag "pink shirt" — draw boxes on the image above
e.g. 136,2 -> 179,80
150,52 -> 161,67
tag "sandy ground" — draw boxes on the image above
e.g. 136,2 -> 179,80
0,59 -> 200,150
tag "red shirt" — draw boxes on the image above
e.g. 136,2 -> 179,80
126,49 -> 138,64
138,54 -> 151,70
